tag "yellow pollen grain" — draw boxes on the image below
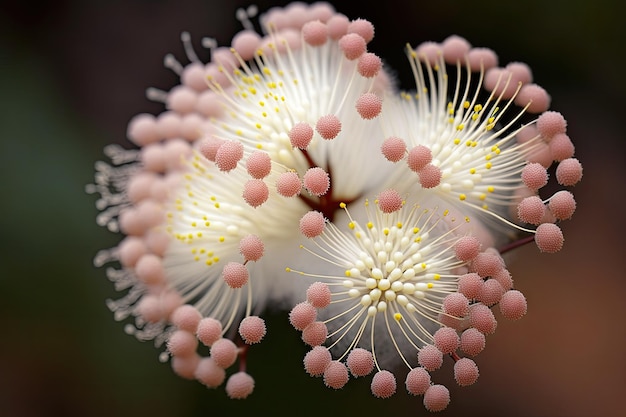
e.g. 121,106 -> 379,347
394,313 -> 403,321
421,263 -> 427,269
345,270 -> 351,277
482,204 -> 489,210
454,138 -> 460,145
487,186 -> 495,193
396,222 -> 403,229
456,124 -> 465,131
443,209 -> 449,216
348,222 -> 355,230
214,203 -> 220,208
339,202 -> 346,208
205,260 -> 213,266
285,267 -> 291,272
427,283 -> 434,289
465,216 -> 470,223
383,228 -> 390,236
474,104 -> 483,112
205,221 -> 210,226
463,101 -> 470,109
367,222 -> 373,229
466,140 -> 472,147
194,256 -> 199,261
219,236 -> 225,242
412,227 -> 419,234
469,168 -> 476,174
485,154 -> 492,161
256,123 -> 261,129
259,101 -> 265,107
197,232 -> 202,237
485,162 -> 492,169
433,274 -> 441,280
479,194 -> 486,201
191,222 -> 197,227
459,194 -> 466,201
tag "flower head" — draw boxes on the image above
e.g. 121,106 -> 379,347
288,194 -> 526,405
88,1 -> 582,412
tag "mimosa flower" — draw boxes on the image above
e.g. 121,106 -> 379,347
87,1 -> 582,411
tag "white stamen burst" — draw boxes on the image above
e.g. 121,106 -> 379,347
381,45 -> 543,234
206,30 -> 389,199
289,200 -> 467,370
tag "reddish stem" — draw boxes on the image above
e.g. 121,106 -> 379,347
498,234 -> 535,255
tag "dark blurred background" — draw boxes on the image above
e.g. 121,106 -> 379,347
1,0 -> 624,416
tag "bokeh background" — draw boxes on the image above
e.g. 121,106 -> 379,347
1,0 -> 624,416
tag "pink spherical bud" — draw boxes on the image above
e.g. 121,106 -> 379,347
167,330 -> 198,357
357,52 -> 382,78
417,344 -> 443,371
454,236 -> 481,262
196,317 -> 223,347
535,223 -> 564,253
346,348 -> 374,377
418,164 -> 442,188
521,162 -> 549,191
471,252 -> 503,278
276,171 -> 302,197
140,144 -> 166,173
302,321 -> 328,346
239,234 -> 265,262
415,41 -> 441,66
467,47 -> 499,71
302,20 -> 328,46
515,83 -> 551,114
156,112 -> 181,139
441,35 -> 471,64
166,85 -> 197,114
500,290 -> 528,320
347,18 -> 374,42
326,14 -> 350,40
458,272 -> 484,300
303,167 -> 330,196
316,114 -> 342,139
454,357 -> 479,386
127,113 -> 159,145
517,196 -> 546,225
338,33 -> 366,60
323,360 -> 349,389
469,304 -> 497,334
405,367 -> 431,396
460,328 -> 486,357
371,370 -> 396,398
127,172 -> 156,204
225,372 -> 255,399
238,316 -> 266,344
303,346 -> 332,376
195,357 -> 226,388
300,211 -> 326,238
135,295 -> 163,323
171,354 -> 200,380
135,254 -> 166,285
548,190 -> 576,220
549,133 -> 575,161
306,282 -> 332,308
556,158 -> 583,186
479,279 -> 505,306
118,236 -> 147,268
424,384 -> 450,412
199,136 -> 225,162
231,30 -> 261,61
181,62 -> 207,91
171,304 -> 202,333
243,179 -> 270,207
355,92 -> 382,119
433,327 -> 460,354
289,122 -> 314,149
222,262 -> 249,288
381,136 -> 407,162
407,145 -> 432,172
210,338 -> 238,369
537,111 -> 567,138
377,189 -> 403,213
493,268 -> 514,291
289,302 -> 317,330
215,140 -> 244,172
443,293 -> 470,317
246,151 -> 272,179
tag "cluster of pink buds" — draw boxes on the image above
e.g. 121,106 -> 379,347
88,1 -> 582,411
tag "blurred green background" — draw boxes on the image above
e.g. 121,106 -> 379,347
1,0 -> 624,416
